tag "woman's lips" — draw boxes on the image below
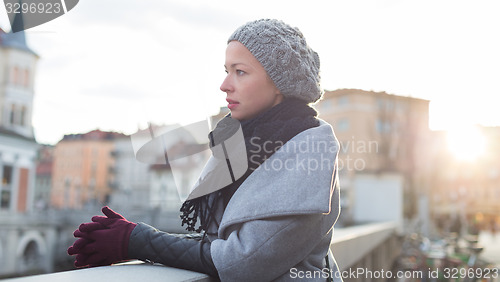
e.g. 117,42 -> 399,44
226,99 -> 239,110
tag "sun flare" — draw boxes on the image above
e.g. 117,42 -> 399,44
446,125 -> 486,161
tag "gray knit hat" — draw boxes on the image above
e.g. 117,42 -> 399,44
228,19 -> 323,103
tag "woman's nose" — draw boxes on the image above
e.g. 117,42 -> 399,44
220,75 -> 232,93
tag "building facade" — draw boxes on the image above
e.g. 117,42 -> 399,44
0,15 -> 56,277
429,126 -> 500,234
108,135 -> 151,210
34,145 -> 53,211
51,130 -> 123,209
0,21 -> 39,214
125,124 -> 210,212
316,89 -> 431,225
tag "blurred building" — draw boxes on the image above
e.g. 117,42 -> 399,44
210,106 -> 229,128
317,89 -> 431,226
51,130 -> 124,209
429,126 -> 500,234
34,145 -> 53,211
110,124 -> 210,212
149,140 -> 209,212
0,15 -> 57,277
107,135 -> 151,210
0,19 -> 39,213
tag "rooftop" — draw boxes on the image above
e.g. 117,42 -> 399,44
61,129 -> 126,142
0,11 -> 38,56
323,88 -> 430,103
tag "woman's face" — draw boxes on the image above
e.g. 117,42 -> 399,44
220,41 -> 283,121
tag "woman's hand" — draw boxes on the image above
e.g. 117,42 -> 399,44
67,206 -> 137,267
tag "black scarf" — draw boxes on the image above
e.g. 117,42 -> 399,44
180,98 -> 320,233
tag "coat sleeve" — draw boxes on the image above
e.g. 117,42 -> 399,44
127,222 -> 219,278
211,212 -> 334,282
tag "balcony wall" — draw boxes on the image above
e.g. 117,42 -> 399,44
3,222 -> 399,282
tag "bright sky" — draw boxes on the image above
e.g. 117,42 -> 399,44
1,0 -> 499,145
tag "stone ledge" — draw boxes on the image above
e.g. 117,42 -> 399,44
4,261 -> 217,282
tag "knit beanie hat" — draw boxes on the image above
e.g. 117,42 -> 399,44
228,19 -> 323,103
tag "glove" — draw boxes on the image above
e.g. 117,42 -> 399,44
67,221 -> 106,267
67,206 -> 137,267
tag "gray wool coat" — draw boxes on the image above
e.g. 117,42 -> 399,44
129,120 -> 342,282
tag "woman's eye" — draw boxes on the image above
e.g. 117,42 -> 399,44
236,70 -> 245,76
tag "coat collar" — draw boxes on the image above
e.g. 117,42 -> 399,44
218,120 -> 339,234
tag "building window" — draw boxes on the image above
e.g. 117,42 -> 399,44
320,99 -> 332,112
11,66 -> 19,84
338,96 -> 349,107
20,106 -> 26,126
376,119 -> 383,133
377,98 -> 395,112
1,165 -> 13,209
8,104 -> 27,126
336,118 -> 350,132
2,165 -> 13,185
24,69 -> 30,87
0,190 -> 10,209
10,104 -> 16,125
376,98 -> 385,109
375,119 -> 392,133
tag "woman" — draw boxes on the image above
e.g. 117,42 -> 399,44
68,19 -> 342,282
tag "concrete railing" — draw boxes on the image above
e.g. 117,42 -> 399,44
3,261 -> 216,282
330,222 -> 400,282
331,221 -> 400,272
3,222 -> 399,282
